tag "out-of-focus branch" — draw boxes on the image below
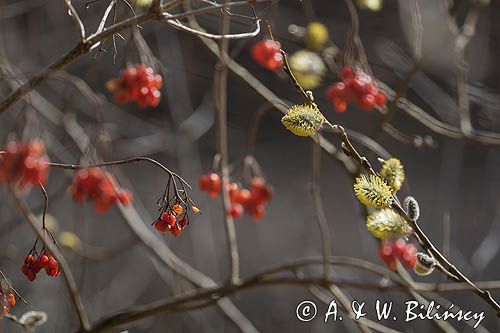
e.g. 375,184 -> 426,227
310,139 -> 331,279
0,0 -> 274,113
85,255 -> 492,332
8,185 -> 91,332
0,55 -> 259,333
454,6 -> 480,137
214,3 -> 240,285
377,80 -> 500,145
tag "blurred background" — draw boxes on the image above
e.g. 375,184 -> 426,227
1,0 -> 500,332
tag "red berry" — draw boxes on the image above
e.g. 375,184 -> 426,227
251,40 -> 283,71
333,98 -> 347,113
27,271 -> 36,281
38,254 -> 49,268
391,239 -> 407,259
170,225 -> 182,237
7,293 -> 15,307
118,191 -> 133,205
402,244 -> 417,268
374,91 -> 387,107
178,218 -> 188,229
231,189 -> 251,205
379,242 -> 393,263
198,175 -> 211,191
228,204 -> 244,219
326,82 -> 347,100
359,94 -> 375,111
341,66 -> 354,79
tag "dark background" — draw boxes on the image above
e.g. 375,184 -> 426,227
1,0 -> 500,332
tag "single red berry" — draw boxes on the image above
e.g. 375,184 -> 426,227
228,204 -> 244,219
359,94 -> 375,111
231,189 -> 251,205
379,242 -> 393,263
326,82 -> 347,100
38,254 -> 49,268
402,244 -> 417,268
198,174 -> 211,191
333,98 -> 347,113
7,293 -> 15,307
154,220 -> 170,233
170,224 -> 182,237
27,271 -> 36,281
391,239 -> 407,259
374,91 -> 387,107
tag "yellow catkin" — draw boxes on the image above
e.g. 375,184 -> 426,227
281,103 -> 325,137
353,174 -> 393,208
305,22 -> 329,50
289,50 -> 326,89
380,158 -> 405,191
366,208 -> 412,240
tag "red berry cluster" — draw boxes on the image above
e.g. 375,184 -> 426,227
68,168 -> 133,213
199,173 -> 273,221
153,204 -> 189,237
379,239 -> 417,270
0,140 -> 49,189
198,173 -> 222,197
0,290 -> 15,317
325,66 -> 387,112
227,178 -> 273,220
251,40 -> 283,71
106,64 -> 163,108
21,251 -> 60,281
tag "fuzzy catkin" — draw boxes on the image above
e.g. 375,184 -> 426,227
366,208 -> 412,240
403,196 -> 420,221
353,174 -> 393,208
281,103 -> 325,137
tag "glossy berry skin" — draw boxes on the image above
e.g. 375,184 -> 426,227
251,40 -> 283,71
106,64 -> 163,108
0,141 -> 50,189
153,208 -> 190,237
325,66 -> 387,112
21,251 -> 60,281
68,168 -> 132,213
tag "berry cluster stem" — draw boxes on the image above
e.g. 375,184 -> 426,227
7,184 -> 91,331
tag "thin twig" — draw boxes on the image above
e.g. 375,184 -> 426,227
60,0 -> 86,42
7,184 -> 91,331
0,0 -> 273,113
